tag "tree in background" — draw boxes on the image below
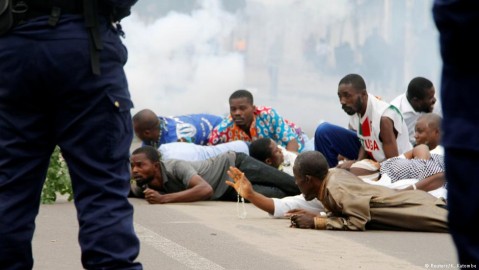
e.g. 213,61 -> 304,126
41,146 -> 73,204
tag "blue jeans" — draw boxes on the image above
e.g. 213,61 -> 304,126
0,16 -> 141,269
314,122 -> 361,167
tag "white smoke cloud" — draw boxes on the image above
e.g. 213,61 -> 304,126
121,0 -> 441,136
122,0 -> 242,117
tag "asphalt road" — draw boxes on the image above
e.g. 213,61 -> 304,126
32,197 -> 458,270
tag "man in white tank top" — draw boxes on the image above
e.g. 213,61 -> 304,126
314,74 -> 412,168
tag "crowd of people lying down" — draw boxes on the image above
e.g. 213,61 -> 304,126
130,74 -> 447,233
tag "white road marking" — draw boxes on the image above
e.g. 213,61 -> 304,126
134,223 -> 225,270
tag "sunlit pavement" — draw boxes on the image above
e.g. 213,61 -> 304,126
32,197 -> 456,270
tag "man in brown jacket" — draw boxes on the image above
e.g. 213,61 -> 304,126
227,151 -> 448,232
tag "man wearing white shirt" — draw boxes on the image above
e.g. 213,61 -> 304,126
390,77 -> 437,145
249,138 -> 296,176
247,138 -> 324,218
314,74 -> 412,168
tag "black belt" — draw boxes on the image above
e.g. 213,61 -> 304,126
12,0 -> 84,25
11,0 -> 108,76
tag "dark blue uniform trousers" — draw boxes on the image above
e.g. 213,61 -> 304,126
0,16 -> 141,269
434,0 -> 479,264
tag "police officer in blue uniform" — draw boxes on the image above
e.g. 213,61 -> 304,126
0,0 -> 142,269
433,0 -> 479,265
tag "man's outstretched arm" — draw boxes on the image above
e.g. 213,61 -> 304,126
226,166 -> 276,215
